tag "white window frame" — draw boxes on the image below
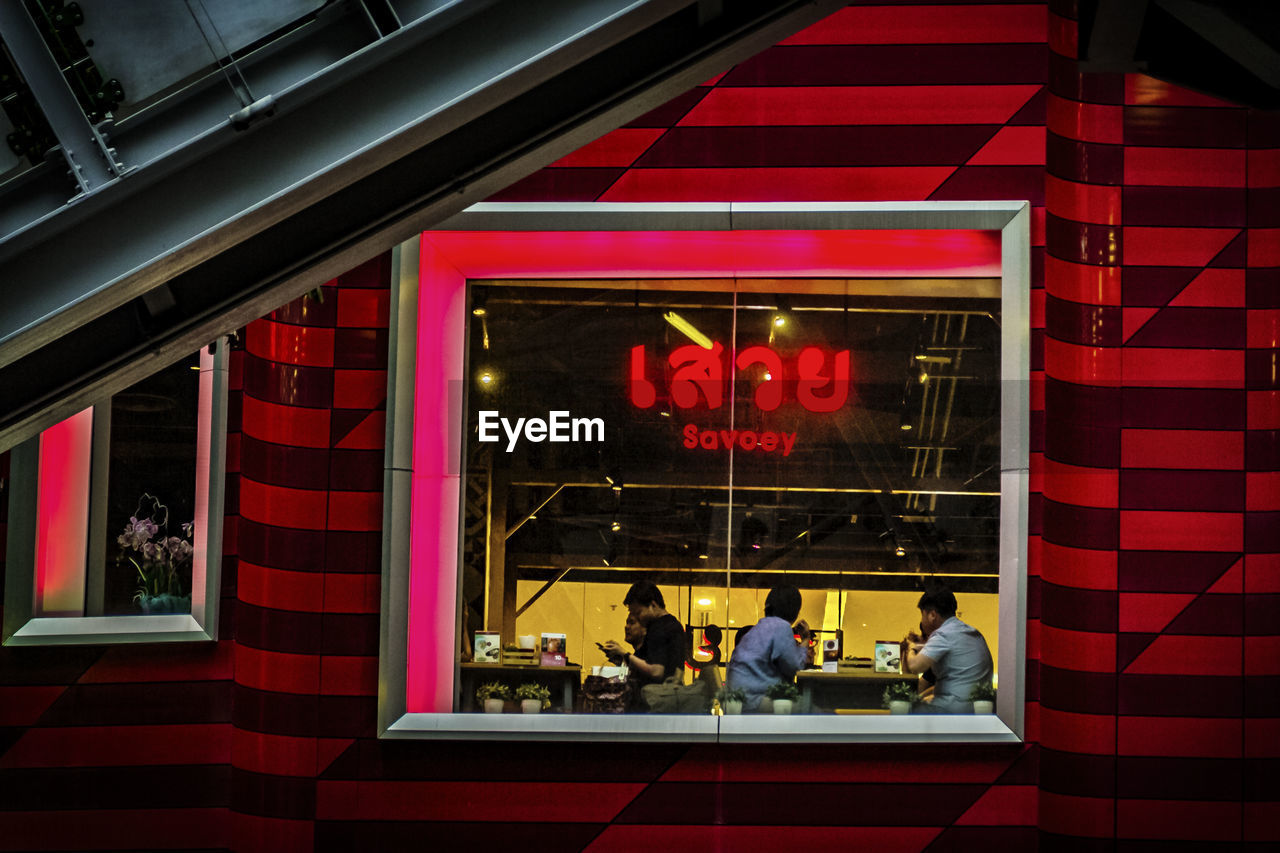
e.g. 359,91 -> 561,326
377,203 -> 1029,742
3,342 -> 229,645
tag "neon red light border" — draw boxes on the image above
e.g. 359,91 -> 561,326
405,228 -> 1000,712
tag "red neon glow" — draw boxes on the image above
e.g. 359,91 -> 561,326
797,348 -> 851,413
629,342 -> 851,413
406,227 -> 1000,713
628,345 -> 656,408
682,424 -> 798,457
423,230 -> 1000,280
406,236 -> 466,713
670,342 -> 725,409
34,407 -> 93,616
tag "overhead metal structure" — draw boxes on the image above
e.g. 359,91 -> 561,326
0,0 -> 842,451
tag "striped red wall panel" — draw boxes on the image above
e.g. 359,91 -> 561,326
233,257 -> 389,853
1041,0 -> 1280,848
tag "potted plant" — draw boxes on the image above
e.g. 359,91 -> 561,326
476,681 -> 510,713
883,681 -> 917,715
969,681 -> 996,714
718,686 -> 746,715
116,494 -> 194,614
766,681 -> 799,715
515,683 -> 551,714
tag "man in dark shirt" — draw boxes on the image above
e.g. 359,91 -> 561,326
602,580 -> 684,687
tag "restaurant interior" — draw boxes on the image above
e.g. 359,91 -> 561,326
456,276 -> 1003,712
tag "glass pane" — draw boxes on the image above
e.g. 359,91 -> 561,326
103,352 -> 201,614
457,278 -> 1002,715
724,285 -> 1001,714
461,281 -> 733,712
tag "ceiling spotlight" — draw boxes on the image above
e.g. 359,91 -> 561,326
471,288 -> 489,318
773,315 -> 786,328
895,545 -> 906,558
611,521 -> 621,532
696,597 -> 712,606
698,554 -> 708,560
663,311 -> 714,349
479,371 -> 494,385
900,423 -> 913,431
763,371 -> 772,381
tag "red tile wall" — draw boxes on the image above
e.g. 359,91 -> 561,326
1040,0 -> 1280,850
4,1 -> 1274,849
233,262 -> 389,853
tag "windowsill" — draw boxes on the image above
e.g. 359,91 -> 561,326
717,712 -> 1021,743
4,614 -> 215,645
383,711 -> 1021,742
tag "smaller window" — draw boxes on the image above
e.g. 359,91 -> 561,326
2,342 -> 229,645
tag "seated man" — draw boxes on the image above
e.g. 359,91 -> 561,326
601,580 -> 684,690
602,613 -> 645,666
726,585 -> 811,712
901,588 -> 993,714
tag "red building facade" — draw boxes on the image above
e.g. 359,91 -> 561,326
0,2 -> 1275,850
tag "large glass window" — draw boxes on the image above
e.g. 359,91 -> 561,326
460,280 -> 1000,714
379,203 -> 1030,741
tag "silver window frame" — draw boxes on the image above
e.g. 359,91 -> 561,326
3,341 -> 229,645
378,202 -> 1029,742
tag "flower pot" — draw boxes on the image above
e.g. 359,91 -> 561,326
888,699 -> 912,715
758,697 -> 773,714
521,699 -> 542,714
138,593 -> 191,614
724,699 -> 742,715
772,698 -> 793,715
972,700 -> 994,714
483,698 -> 504,714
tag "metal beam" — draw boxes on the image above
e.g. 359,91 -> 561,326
0,0 -> 841,452
0,1 -> 125,193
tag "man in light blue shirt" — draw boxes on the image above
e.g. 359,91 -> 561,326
727,585 -> 811,712
901,588 -> 993,714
